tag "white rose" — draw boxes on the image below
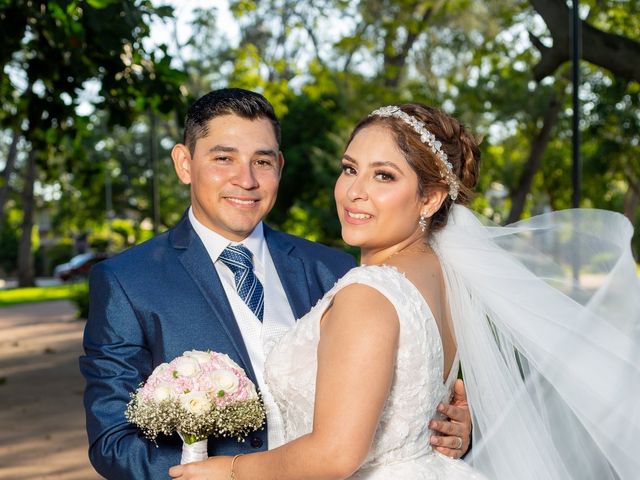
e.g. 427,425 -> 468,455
209,370 -> 240,396
180,391 -> 212,416
215,353 -> 242,370
183,350 -> 212,365
243,381 -> 258,400
151,363 -> 170,377
152,383 -> 174,403
174,357 -> 200,378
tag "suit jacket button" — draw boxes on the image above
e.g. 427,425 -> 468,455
250,437 -> 263,448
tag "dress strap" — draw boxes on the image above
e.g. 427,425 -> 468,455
443,353 -> 460,399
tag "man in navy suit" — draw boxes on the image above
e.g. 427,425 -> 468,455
80,88 -> 471,479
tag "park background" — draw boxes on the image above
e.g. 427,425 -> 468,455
0,0 -> 638,479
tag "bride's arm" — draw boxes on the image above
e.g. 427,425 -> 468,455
169,283 -> 399,480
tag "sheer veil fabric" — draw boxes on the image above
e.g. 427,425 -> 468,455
432,205 -> 640,480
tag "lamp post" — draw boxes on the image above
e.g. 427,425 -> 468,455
105,159 -> 115,251
571,0 -> 582,291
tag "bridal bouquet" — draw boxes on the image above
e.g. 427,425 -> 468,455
125,350 -> 265,464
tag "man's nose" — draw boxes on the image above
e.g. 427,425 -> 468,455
232,162 -> 259,189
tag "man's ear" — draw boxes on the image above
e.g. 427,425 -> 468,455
171,144 -> 192,185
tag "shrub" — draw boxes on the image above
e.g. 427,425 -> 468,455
45,240 -> 74,274
70,282 -> 90,319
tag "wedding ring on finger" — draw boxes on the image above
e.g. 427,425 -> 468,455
455,436 -> 463,450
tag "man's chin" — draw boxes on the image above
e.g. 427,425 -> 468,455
225,220 -> 262,240
199,218 -> 261,241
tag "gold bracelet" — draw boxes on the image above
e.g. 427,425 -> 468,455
230,454 -> 244,480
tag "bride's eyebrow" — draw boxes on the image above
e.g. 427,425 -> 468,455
371,160 -> 402,174
341,155 -> 403,174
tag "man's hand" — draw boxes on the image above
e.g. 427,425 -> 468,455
429,379 -> 471,459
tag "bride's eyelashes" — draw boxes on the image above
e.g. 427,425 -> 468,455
341,162 -> 357,176
340,162 -> 396,182
374,170 -> 396,182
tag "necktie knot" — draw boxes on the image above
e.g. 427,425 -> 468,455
219,245 -> 264,322
219,244 -> 254,272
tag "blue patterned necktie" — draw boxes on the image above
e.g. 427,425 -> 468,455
219,244 -> 264,322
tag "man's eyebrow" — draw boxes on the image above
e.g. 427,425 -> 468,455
255,149 -> 278,158
207,146 -> 278,157
208,145 -> 238,153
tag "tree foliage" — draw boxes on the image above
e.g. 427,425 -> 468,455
220,0 -> 639,253
0,0 -> 187,284
1,0 -> 638,278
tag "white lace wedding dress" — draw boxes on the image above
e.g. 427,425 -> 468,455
265,265 -> 487,479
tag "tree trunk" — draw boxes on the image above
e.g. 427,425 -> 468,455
623,181 -> 639,222
382,4 -> 435,89
149,108 -> 160,234
0,130 -> 20,227
506,92 -> 562,224
17,149 -> 36,287
529,0 -> 640,83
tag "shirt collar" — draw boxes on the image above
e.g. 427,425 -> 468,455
188,207 -> 265,268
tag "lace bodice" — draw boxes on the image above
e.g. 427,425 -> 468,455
264,265 -> 459,470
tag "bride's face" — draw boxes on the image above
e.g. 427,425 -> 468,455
335,125 -> 426,257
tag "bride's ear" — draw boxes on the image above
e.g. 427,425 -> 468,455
421,189 -> 448,218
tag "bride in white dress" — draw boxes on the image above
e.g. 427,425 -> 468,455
170,104 -> 640,480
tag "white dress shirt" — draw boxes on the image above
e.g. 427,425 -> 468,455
188,208 -> 295,448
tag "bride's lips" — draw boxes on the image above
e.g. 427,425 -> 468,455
223,196 -> 260,209
343,208 -> 373,225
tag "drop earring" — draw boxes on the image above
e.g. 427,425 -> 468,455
418,211 -> 429,233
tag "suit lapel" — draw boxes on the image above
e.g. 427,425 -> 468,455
264,226 -> 312,320
171,214 -> 258,384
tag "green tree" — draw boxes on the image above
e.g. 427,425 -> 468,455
529,0 -> 640,83
0,0 -> 187,285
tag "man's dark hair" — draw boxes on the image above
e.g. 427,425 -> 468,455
183,88 -> 281,154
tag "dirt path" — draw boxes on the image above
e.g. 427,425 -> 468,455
0,301 -> 103,480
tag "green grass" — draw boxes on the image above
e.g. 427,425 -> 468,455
0,283 -> 85,307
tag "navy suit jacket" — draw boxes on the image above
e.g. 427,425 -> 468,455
79,214 -> 355,479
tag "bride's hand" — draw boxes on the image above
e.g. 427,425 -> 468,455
169,456 -> 232,479
429,379 -> 472,458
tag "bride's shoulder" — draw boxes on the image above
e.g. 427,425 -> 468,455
340,264 -> 411,291
325,279 -> 401,336
331,264 -> 413,305
341,264 -> 408,284
323,264 -> 431,337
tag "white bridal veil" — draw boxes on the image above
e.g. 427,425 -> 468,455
433,205 -> 640,480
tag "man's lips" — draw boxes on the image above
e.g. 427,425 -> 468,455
223,196 -> 260,207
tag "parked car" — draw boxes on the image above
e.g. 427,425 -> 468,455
53,252 -> 110,281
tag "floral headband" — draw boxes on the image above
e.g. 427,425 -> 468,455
369,105 -> 460,200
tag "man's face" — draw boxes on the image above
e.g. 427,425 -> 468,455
172,114 -> 284,241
